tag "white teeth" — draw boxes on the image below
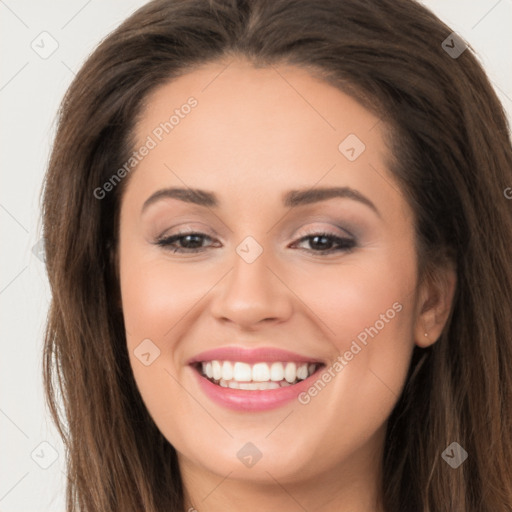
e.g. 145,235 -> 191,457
284,362 -> 297,383
233,362 -> 252,382
270,362 -> 285,381
296,363 -> 308,380
212,360 -> 222,380
260,381 -> 280,390
222,361 -> 233,380
227,379 -> 282,390
199,359 -> 320,388
252,362 -> 270,382
239,381 -> 281,390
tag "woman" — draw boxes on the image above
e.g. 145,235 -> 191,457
41,0 -> 512,510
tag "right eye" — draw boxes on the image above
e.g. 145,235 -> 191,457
155,231 -> 218,253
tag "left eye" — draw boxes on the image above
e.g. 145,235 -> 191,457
155,231 -> 356,256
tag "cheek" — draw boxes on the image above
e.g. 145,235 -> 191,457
120,246 -> 204,344
119,245 -> 202,438
284,253 -> 416,459
299,249 -> 417,404
303,252 -> 415,345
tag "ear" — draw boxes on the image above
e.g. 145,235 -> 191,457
414,262 -> 457,348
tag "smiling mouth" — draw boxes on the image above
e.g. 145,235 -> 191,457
193,360 -> 324,390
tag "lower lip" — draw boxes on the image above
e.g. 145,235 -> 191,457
191,366 -> 323,411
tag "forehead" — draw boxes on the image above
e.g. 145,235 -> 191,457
127,58 -> 396,212
136,58 -> 383,146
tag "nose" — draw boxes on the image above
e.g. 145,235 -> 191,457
210,246 -> 294,330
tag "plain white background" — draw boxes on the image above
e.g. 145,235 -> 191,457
1,1 -> 511,510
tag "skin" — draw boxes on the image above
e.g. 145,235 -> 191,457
118,57 -> 456,512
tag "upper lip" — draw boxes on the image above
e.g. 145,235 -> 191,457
187,346 -> 324,365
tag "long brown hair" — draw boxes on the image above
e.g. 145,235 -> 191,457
41,0 -> 512,510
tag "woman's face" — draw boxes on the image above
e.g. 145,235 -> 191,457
118,58 -> 429,497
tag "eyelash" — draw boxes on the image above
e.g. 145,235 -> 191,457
154,230 -> 356,256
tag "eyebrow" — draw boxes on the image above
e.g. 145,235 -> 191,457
141,186 -> 380,217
